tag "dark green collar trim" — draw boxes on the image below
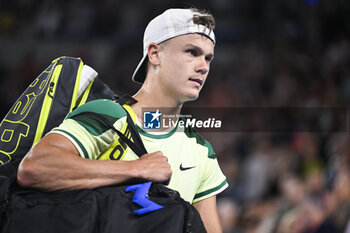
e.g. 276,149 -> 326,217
137,124 -> 178,139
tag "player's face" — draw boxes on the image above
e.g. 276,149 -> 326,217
157,33 -> 214,103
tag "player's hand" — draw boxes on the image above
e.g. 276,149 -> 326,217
133,151 -> 172,185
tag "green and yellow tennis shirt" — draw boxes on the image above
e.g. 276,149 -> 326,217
51,99 -> 228,203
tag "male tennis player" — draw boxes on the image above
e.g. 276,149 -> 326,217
18,8 -> 228,232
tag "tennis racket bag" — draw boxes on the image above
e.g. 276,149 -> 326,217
0,56 -> 116,223
0,56 -> 116,166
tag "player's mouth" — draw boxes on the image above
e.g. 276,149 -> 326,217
189,78 -> 203,86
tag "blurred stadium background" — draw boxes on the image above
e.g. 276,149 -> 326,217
1,0 -> 349,232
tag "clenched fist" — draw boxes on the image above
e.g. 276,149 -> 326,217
132,151 -> 172,185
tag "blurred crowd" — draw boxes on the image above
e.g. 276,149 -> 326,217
0,0 -> 349,232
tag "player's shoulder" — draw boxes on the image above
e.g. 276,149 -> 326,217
67,99 -> 126,120
183,125 -> 216,159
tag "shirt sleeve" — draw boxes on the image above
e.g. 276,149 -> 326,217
193,143 -> 228,203
50,99 -> 127,159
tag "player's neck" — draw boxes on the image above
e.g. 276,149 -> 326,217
132,86 -> 183,124
133,77 -> 183,107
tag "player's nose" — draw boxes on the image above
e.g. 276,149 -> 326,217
195,56 -> 209,75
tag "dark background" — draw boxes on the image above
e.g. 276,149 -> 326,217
1,0 -> 350,232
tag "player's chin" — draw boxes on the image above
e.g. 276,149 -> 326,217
183,90 -> 200,102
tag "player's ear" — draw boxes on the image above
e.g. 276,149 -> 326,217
147,43 -> 161,66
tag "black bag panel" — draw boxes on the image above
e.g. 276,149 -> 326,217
104,203 -> 186,233
0,159 -> 19,229
92,183 -> 206,233
86,77 -> 118,102
2,183 -> 206,233
3,188 -> 96,233
0,176 -> 11,226
148,184 -> 207,233
0,63 -> 55,165
43,57 -> 82,136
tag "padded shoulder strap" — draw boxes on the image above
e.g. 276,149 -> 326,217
118,95 -> 137,106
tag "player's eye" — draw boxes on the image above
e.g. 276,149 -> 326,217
205,55 -> 213,63
186,49 -> 197,56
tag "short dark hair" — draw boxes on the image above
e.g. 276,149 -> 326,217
191,8 -> 216,31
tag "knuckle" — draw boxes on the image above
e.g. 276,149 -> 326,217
154,150 -> 161,155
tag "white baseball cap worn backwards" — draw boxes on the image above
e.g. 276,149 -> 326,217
132,8 -> 216,83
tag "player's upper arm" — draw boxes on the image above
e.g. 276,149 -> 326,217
193,195 -> 222,233
17,132 -> 80,187
36,132 -> 80,158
